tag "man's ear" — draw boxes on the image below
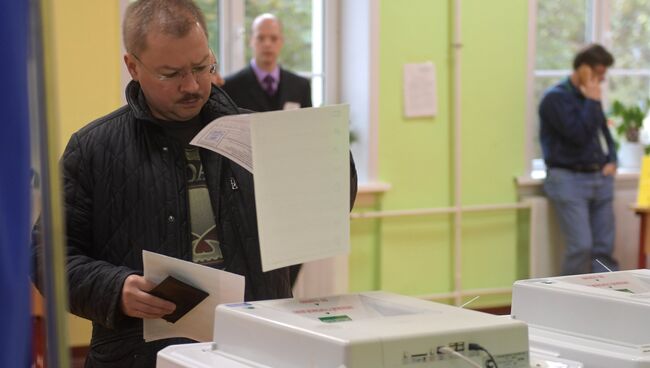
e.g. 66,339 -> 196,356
124,53 -> 139,81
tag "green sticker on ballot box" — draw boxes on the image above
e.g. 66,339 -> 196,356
319,315 -> 352,323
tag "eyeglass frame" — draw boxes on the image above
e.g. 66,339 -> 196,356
130,51 -> 218,83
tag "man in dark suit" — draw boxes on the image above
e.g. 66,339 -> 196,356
222,13 -> 312,112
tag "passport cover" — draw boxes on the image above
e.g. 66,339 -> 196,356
148,276 -> 209,323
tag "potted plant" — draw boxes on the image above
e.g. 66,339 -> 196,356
609,99 -> 650,168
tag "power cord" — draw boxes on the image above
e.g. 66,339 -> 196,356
437,346 -> 482,368
469,343 -> 499,368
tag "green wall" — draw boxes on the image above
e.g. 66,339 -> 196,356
349,0 -> 529,307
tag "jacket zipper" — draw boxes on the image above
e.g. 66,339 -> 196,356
229,177 -> 239,190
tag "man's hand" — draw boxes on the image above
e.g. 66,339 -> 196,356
120,274 -> 176,319
577,65 -> 601,101
602,162 -> 617,176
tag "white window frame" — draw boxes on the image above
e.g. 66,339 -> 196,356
526,0 -> 650,176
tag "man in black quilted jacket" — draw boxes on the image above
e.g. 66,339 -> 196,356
33,1 -> 357,366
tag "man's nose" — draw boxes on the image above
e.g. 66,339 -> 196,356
179,72 -> 200,92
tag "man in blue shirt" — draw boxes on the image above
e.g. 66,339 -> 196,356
539,43 -> 618,275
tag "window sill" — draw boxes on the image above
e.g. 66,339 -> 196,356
355,181 -> 391,207
516,168 -> 640,196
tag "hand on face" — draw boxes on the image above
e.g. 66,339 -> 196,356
577,64 -> 602,101
120,274 -> 176,319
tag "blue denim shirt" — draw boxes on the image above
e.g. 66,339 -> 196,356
539,78 -> 617,168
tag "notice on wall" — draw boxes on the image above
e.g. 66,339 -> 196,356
403,62 -> 437,118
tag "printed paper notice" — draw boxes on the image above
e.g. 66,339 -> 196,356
403,62 -> 437,118
142,250 -> 244,342
190,114 -> 253,173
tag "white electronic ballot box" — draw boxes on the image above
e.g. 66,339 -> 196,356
512,269 -> 650,368
157,291 -> 530,368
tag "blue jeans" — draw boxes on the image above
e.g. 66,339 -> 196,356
543,168 -> 618,275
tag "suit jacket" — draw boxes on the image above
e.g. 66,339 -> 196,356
223,65 -> 312,112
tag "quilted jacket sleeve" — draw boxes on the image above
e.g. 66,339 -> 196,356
63,133 -> 136,329
349,152 -> 358,210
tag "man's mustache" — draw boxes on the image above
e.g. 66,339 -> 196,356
178,93 -> 202,103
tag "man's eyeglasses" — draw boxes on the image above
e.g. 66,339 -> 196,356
131,53 -> 218,83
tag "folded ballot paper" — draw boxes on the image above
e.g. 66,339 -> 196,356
190,105 -> 350,272
143,250 -> 244,342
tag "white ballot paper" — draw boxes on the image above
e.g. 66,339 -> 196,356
190,105 -> 350,271
403,62 -> 437,118
142,250 -> 244,342
191,113 -> 253,172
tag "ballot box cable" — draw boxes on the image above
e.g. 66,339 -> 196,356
437,346 -> 482,368
468,343 -> 498,368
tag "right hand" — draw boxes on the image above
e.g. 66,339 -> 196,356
577,65 -> 601,101
120,274 -> 176,319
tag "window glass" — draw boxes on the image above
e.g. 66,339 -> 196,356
609,0 -> 650,108
535,0 -> 587,70
608,75 -> 650,107
610,0 -> 650,69
195,0 -> 220,58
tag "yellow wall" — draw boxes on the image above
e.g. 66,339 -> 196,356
51,1 -> 123,155
349,0 -> 529,308
47,0 -> 123,346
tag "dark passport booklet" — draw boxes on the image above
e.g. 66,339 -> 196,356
148,276 -> 209,323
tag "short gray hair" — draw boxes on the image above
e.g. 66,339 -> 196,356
123,0 -> 208,55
